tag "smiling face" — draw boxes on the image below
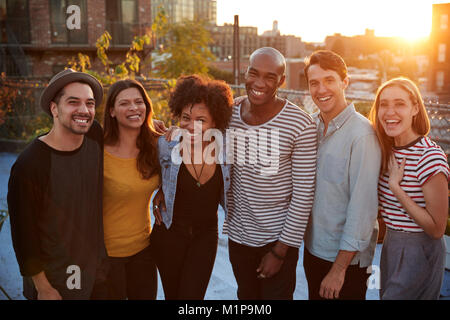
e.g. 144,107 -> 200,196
378,85 -> 419,146
50,82 -> 95,135
179,102 -> 216,145
110,87 -> 147,131
245,53 -> 285,106
307,64 -> 349,120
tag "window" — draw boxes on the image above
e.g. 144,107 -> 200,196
49,0 -> 87,44
436,71 -> 444,91
441,14 -> 448,30
438,43 -> 446,63
106,0 -> 139,45
0,0 -> 30,44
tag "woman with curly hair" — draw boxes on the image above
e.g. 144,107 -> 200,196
103,79 -> 161,299
150,74 -> 233,299
368,77 -> 449,299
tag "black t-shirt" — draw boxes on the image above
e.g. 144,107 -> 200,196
172,163 -> 223,230
7,121 -> 107,300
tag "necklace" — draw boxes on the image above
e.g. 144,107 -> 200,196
187,148 -> 206,187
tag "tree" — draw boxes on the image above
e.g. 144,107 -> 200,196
152,10 -> 215,79
68,31 -> 151,85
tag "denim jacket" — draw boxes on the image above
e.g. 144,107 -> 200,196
157,134 -> 231,229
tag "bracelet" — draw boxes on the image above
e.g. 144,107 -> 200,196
270,247 -> 285,261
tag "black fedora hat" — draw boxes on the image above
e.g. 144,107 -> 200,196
40,68 -> 103,116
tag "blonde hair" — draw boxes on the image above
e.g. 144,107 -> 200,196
368,77 -> 430,174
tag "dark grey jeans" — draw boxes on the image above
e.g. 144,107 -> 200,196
228,239 -> 299,300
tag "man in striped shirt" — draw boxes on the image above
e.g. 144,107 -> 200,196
223,47 -> 318,300
302,50 -> 381,300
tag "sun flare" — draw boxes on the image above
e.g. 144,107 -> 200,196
217,0 -> 443,43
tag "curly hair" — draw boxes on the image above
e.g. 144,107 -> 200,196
169,75 -> 233,131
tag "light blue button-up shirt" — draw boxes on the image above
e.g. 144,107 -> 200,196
304,103 -> 381,267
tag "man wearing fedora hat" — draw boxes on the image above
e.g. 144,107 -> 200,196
7,69 -> 108,300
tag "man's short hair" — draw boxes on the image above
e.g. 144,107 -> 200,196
304,50 -> 348,83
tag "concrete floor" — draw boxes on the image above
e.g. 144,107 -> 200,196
1,152 -> 447,300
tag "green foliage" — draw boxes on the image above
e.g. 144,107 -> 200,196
353,101 -> 373,118
150,86 -> 173,126
68,31 -> 155,123
0,74 -> 51,141
152,9 -> 216,79
208,65 -> 234,83
69,31 -> 152,85
0,10 -> 223,142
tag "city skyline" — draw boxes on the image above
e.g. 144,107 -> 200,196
217,0 -> 449,42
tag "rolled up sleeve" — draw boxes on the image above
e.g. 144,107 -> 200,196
339,133 -> 381,252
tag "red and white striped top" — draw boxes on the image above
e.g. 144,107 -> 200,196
379,136 -> 449,233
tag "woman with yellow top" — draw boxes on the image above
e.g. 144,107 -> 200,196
103,79 -> 161,299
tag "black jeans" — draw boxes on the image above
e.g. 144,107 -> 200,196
303,248 -> 369,300
228,239 -> 299,300
150,222 -> 218,300
106,245 -> 157,300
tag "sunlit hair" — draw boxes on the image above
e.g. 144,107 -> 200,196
103,79 -> 160,179
304,50 -> 348,83
368,77 -> 430,174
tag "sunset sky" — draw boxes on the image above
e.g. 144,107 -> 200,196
216,0 -> 449,42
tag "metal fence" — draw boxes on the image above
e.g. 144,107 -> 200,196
1,78 -> 449,155
230,85 -> 450,155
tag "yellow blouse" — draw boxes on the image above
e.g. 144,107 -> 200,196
103,150 -> 160,257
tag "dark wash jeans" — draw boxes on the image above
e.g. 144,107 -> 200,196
106,245 -> 157,300
303,248 -> 369,300
150,222 -> 218,300
228,239 -> 299,300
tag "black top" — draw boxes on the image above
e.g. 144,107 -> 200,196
172,163 -> 223,230
7,121 -> 107,300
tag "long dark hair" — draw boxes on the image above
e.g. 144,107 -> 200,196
103,79 -> 160,179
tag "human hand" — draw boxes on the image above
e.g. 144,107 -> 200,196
32,271 -> 62,300
256,251 -> 283,279
388,155 -> 406,191
233,96 -> 247,106
152,188 -> 166,226
164,126 -> 181,142
319,266 -> 346,299
37,286 -> 62,300
153,119 -> 168,134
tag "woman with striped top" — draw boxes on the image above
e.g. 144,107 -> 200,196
369,77 -> 449,300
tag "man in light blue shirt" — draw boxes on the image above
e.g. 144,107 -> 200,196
303,50 -> 381,300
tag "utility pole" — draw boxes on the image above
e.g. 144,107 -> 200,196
233,15 -> 240,85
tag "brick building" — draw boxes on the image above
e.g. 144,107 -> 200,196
209,23 -> 259,60
151,0 -> 216,25
325,29 -> 408,59
209,21 -> 305,61
428,2 -> 450,100
0,0 -> 152,78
